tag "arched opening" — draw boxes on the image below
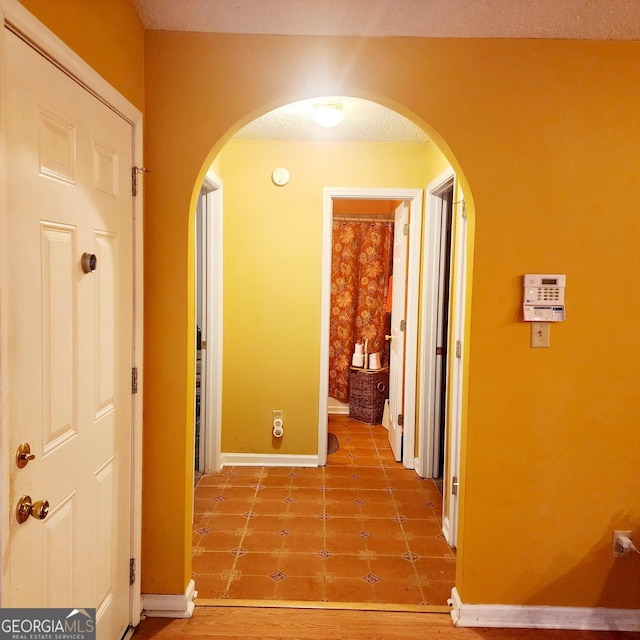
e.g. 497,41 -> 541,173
188,94 -> 475,606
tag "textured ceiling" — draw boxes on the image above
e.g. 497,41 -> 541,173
133,0 -> 640,39
233,97 -> 429,143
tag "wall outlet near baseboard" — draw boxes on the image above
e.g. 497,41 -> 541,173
613,530 -> 632,558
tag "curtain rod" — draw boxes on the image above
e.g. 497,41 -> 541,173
333,214 -> 394,222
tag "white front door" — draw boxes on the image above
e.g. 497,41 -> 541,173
387,201 -> 409,461
3,30 -> 133,639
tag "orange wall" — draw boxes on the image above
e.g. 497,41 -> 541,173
143,31 -> 640,606
18,0 -> 144,110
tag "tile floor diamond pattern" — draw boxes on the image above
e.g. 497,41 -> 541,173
192,415 -> 455,604
269,570 -> 288,582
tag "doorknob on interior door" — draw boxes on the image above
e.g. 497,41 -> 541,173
15,495 -> 49,524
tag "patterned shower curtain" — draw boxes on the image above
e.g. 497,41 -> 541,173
328,220 -> 394,402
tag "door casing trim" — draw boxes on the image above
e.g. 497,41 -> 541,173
319,187 -> 423,469
418,167 -> 455,479
199,171 -> 223,474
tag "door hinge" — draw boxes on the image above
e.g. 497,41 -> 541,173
403,223 -> 409,236
451,476 -> 459,496
131,166 -> 149,197
455,340 -> 462,359
129,558 -> 136,585
436,346 -> 444,356
131,367 -> 138,394
397,414 -> 404,427
201,340 -> 207,350
400,320 -> 406,332
461,199 -> 467,220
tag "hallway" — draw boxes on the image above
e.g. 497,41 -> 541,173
192,415 -> 455,604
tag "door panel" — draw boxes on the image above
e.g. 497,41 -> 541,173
388,201 -> 409,461
4,30 -> 133,640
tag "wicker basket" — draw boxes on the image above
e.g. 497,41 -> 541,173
348,366 -> 389,424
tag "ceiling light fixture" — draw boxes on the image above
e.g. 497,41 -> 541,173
312,102 -> 344,128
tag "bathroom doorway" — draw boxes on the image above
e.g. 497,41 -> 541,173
319,187 -> 424,470
326,200 -> 397,408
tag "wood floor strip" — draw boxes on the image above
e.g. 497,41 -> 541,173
195,597 -> 451,614
133,606 -> 634,640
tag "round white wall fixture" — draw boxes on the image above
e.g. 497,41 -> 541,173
272,167 -> 290,186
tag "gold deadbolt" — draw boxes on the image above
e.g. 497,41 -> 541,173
16,495 -> 49,524
81,252 -> 97,274
15,442 -> 35,468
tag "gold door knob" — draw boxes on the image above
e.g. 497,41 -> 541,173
16,495 -> 49,524
385,335 -> 392,341
15,442 -> 36,468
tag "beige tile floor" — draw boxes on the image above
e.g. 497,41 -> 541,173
192,415 -> 456,604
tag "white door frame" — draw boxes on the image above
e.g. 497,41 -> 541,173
0,0 -> 144,623
319,187 -> 423,468
199,171 -> 224,473
417,167 -> 455,478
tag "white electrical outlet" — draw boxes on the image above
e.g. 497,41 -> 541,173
613,530 -> 632,558
531,322 -> 550,348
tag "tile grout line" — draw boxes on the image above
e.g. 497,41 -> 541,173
366,426 -> 384,591
279,468 -> 296,597
321,464 -> 328,602
374,425 -> 428,604
222,466 -> 265,598
390,472 -> 429,605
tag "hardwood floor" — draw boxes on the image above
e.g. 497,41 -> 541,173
133,606 -> 638,640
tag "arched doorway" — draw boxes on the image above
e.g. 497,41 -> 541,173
189,95 -> 472,607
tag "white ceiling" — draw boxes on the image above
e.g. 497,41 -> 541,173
133,0 -> 640,142
233,96 -> 429,143
133,0 -> 640,39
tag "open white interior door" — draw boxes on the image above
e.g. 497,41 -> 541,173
2,29 -> 134,639
443,193 -> 467,548
387,201 -> 409,461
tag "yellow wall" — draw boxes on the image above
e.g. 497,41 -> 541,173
217,138 -> 442,455
18,0 -> 144,110
143,31 -> 640,607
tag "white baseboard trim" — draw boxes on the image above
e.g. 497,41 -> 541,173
328,397 -> 349,415
142,579 -> 197,618
219,453 -> 320,467
450,587 -> 640,631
